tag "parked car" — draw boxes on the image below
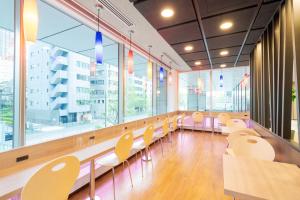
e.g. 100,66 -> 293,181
4,132 -> 13,141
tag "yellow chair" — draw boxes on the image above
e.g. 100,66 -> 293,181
192,112 -> 204,131
21,156 -> 80,200
98,131 -> 134,200
153,118 -> 169,156
170,115 -> 178,133
132,124 -> 154,177
217,113 -> 231,126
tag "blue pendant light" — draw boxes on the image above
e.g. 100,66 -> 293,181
159,67 -> 164,82
220,74 -> 224,88
95,6 -> 103,64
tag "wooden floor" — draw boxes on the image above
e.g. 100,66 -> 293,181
69,130 -> 232,200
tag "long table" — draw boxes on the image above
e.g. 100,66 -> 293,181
0,122 -> 166,200
223,154 -> 300,200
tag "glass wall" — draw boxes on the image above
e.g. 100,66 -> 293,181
25,0 -> 119,145
178,70 -> 210,111
0,0 -> 14,151
124,48 -> 152,122
156,66 -> 168,114
0,0 -> 168,152
179,67 -> 250,112
212,66 -> 249,111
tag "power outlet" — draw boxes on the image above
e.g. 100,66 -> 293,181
16,155 -> 29,162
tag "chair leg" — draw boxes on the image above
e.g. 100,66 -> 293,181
159,138 -> 164,156
125,160 -> 133,188
140,150 -> 143,178
148,147 -> 154,169
112,167 -> 116,200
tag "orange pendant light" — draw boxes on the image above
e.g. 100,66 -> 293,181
23,0 -> 39,43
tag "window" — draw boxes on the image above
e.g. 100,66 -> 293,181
179,67 -> 249,112
124,48 -> 152,122
25,0 -> 119,145
212,66 -> 249,111
156,66 -> 168,114
0,0 -> 14,152
178,70 -> 210,111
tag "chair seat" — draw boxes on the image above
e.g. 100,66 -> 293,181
97,153 -> 120,167
132,140 -> 146,150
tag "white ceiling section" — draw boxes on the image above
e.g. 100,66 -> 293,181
45,0 -> 191,71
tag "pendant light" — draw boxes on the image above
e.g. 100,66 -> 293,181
159,55 -> 164,82
219,73 -> 224,88
128,30 -> 134,75
159,67 -> 164,82
147,45 -> 152,80
95,4 -> 103,64
23,0 -> 39,43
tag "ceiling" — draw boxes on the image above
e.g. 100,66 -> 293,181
132,0 -> 281,70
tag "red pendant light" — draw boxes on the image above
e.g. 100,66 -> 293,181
128,30 -> 134,75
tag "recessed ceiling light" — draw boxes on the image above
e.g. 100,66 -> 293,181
220,50 -> 229,56
220,21 -> 233,30
184,45 -> 193,51
194,61 -> 202,66
161,8 -> 174,18
220,64 -> 227,68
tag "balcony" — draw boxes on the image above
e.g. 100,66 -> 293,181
50,84 -> 67,97
58,109 -> 68,116
51,56 -> 68,71
51,96 -> 68,110
50,70 -> 68,85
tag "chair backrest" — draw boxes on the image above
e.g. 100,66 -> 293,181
226,119 -> 247,128
217,113 -> 231,125
162,118 -> 169,136
21,156 -> 80,200
143,124 -> 154,147
115,131 -> 134,163
172,115 -> 178,130
229,135 -> 275,161
192,112 -> 204,123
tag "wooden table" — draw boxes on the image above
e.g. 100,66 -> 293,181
0,122 -> 165,200
223,154 -> 300,200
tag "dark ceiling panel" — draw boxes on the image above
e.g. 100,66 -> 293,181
181,51 -> 208,61
159,21 -> 202,44
192,65 -> 211,70
133,0 -> 281,70
173,40 -> 205,54
203,7 -> 256,37
197,0 -> 257,18
252,1 -> 280,29
241,44 -> 255,55
246,28 -> 264,44
134,0 -> 196,29
187,59 -> 210,67
211,56 -> 237,64
237,60 -> 250,66
210,46 -> 240,58
207,32 -> 246,49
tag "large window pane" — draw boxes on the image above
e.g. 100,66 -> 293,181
25,0 -> 119,145
178,70 -> 210,111
0,0 -> 14,151
124,49 -> 152,122
212,66 -> 249,111
156,66 -> 168,114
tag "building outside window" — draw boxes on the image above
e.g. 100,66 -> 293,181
124,48 -> 152,122
156,66 -> 168,114
25,0 -> 119,145
0,0 -> 14,152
